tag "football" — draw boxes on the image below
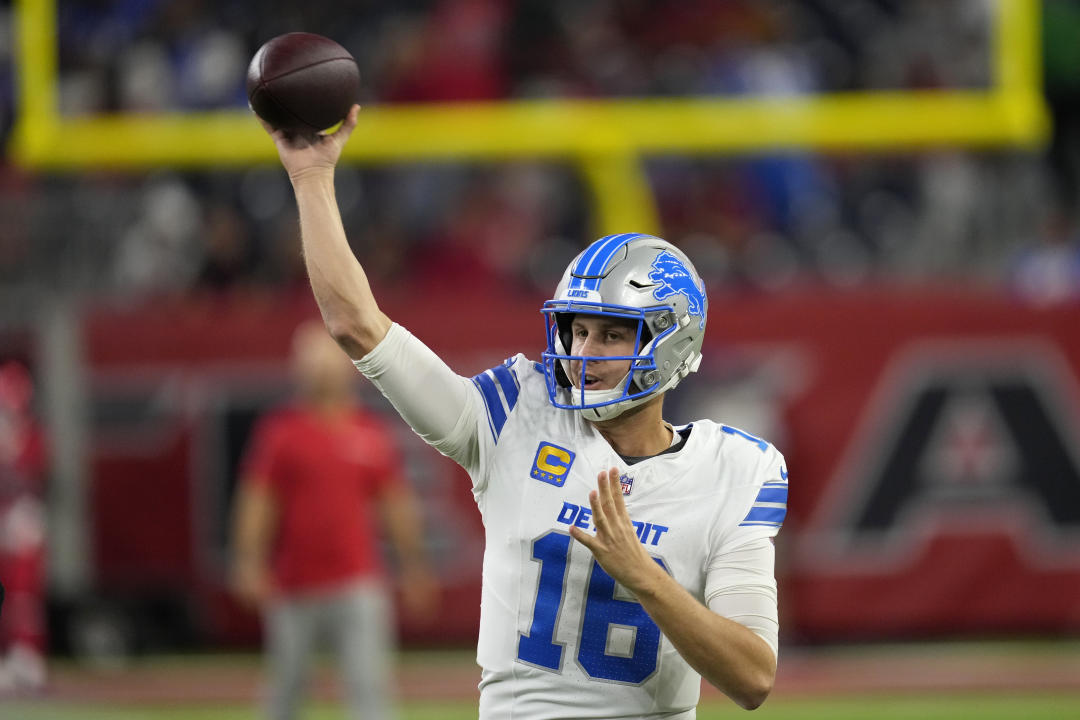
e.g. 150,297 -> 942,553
246,32 -> 360,135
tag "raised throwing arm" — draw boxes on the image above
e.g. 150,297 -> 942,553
261,106 -> 390,359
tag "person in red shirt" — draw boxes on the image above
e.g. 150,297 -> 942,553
0,360 -> 48,695
230,321 -> 436,720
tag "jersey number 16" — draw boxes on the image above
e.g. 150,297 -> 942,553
517,530 -> 667,684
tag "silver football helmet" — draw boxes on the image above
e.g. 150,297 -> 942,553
541,233 -> 708,421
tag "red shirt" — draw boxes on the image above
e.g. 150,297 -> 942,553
241,405 -> 403,593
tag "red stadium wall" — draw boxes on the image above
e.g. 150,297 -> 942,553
82,285 -> 1080,647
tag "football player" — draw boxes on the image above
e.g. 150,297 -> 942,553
261,106 -> 786,718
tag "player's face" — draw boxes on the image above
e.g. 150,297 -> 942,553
568,315 -> 637,390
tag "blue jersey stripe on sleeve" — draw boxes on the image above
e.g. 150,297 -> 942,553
741,505 -> 787,526
754,486 -> 788,504
472,372 -> 507,441
491,364 -> 519,412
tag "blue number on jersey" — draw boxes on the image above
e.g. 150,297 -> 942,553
578,557 -> 664,683
517,532 -> 572,670
721,424 -> 769,452
517,530 -> 666,684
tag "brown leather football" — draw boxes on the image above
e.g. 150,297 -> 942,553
246,32 -> 360,135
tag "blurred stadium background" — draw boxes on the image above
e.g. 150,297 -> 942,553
1,0 -> 1079,717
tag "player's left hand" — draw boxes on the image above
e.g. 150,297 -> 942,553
569,467 -> 667,596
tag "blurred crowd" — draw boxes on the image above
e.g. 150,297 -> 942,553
50,0 -> 992,116
0,0 -> 1078,304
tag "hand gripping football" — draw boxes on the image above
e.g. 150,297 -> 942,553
246,32 -> 360,135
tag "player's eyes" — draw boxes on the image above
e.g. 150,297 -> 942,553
572,328 -> 628,343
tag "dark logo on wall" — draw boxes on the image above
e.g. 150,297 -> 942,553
806,342 -> 1080,568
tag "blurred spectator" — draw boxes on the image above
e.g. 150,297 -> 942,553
410,164 -> 562,292
193,202 -> 257,294
0,361 -> 48,695
230,321 -> 437,720
1008,209 -> 1080,306
380,0 -> 507,102
50,0 -> 994,115
112,175 -> 203,298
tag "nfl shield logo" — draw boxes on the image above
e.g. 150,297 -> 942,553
619,473 -> 634,496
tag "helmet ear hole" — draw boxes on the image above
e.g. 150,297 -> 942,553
551,312 -> 574,388
555,313 -> 574,355
637,325 -> 652,352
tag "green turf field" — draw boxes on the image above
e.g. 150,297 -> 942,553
7,693 -> 1080,720
5,643 -> 1079,719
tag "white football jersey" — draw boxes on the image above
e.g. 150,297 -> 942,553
454,354 -> 787,720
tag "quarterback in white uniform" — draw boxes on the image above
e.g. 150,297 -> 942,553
262,106 -> 786,718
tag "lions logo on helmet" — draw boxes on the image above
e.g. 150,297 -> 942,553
541,233 -> 708,421
649,250 -> 707,330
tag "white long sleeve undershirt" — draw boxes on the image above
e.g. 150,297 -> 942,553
352,322 -> 481,471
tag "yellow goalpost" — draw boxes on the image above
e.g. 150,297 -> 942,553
9,0 -> 1050,235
